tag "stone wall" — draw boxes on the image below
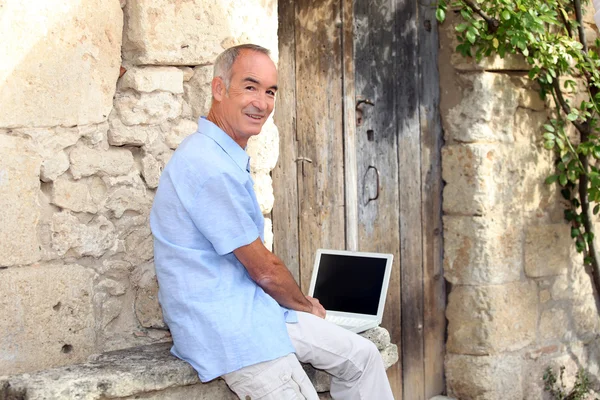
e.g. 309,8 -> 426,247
0,0 -> 278,376
439,5 -> 600,399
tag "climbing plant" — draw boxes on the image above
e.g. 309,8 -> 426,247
436,0 -> 600,299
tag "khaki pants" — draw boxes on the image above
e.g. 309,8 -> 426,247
222,312 -> 394,400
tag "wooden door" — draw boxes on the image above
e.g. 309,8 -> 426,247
273,0 -> 445,398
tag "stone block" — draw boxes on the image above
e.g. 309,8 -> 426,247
0,0 -> 122,128
444,73 -> 519,143
51,177 -> 106,214
105,185 -> 153,218
572,297 -> 600,341
163,119 -> 198,149
40,151 -> 70,182
252,173 -> 274,214
122,0 -> 278,66
119,67 -> 184,93
70,145 -> 135,180
524,224 -> 571,278
108,118 -> 162,147
446,281 -> 537,354
0,134 -> 41,267
247,119 -> 279,173
131,263 -> 165,329
0,325 -> 396,399
443,215 -> 522,285
184,65 -> 213,119
141,154 -> 162,189
446,354 -> 523,400
539,307 -> 570,342
0,263 -> 96,375
115,92 -> 183,126
517,88 -> 546,111
442,144 -> 508,215
51,212 -> 117,258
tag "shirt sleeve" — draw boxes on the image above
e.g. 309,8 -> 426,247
187,172 -> 260,256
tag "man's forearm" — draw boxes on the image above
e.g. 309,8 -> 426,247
256,264 -> 313,313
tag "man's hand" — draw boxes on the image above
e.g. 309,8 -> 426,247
306,296 -> 326,319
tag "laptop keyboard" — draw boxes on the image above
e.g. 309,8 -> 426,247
326,315 -> 364,327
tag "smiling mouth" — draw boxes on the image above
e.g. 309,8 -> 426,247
246,113 -> 264,121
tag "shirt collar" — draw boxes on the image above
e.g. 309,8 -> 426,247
198,117 -> 250,173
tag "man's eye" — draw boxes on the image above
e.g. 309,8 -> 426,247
267,90 -> 276,96
246,86 -> 256,91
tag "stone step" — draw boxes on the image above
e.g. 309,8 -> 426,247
0,327 -> 398,400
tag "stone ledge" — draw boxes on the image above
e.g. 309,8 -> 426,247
0,327 -> 398,400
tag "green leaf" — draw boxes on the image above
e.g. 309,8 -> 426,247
546,175 -> 559,184
567,113 -> 578,121
544,124 -> 555,133
559,174 -> 568,186
594,204 -> 600,215
543,133 -> 556,140
456,23 -> 469,32
502,10 -> 511,21
436,8 -> 446,23
572,228 -> 581,238
466,30 -> 477,44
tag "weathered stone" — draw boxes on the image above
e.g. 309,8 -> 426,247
263,217 -> 274,251
97,278 -> 129,297
51,177 -> 105,214
40,151 -> 70,182
0,264 -> 96,375
513,109 -> 548,145
119,67 -> 184,94
123,224 -> 154,264
180,67 -> 194,82
359,326 -> 392,351
141,154 -> 162,189
0,0 -> 122,128
446,354 -> 523,400
114,91 -> 183,126
184,65 -> 213,119
22,126 -> 83,157
572,297 -> 600,341
122,0 -> 278,66
443,215 -> 522,285
95,293 -> 125,329
247,119 -> 279,173
105,185 -> 153,218
108,117 -> 162,147
452,52 -> 530,72
79,122 -> 110,145
163,119 -> 198,149
51,212 -> 117,258
444,73 -> 518,143
70,145 -> 135,179
252,173 -> 274,214
525,224 -> 571,278
539,307 -> 570,342
0,134 -> 41,266
131,263 -> 164,329
446,281 -> 537,354
517,88 -> 546,111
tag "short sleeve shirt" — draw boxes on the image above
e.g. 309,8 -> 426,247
150,117 -> 297,382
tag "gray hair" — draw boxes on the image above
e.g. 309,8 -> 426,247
213,44 -> 271,89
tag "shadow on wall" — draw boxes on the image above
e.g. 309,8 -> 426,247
0,0 -> 277,377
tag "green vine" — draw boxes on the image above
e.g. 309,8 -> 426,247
436,0 -> 600,300
543,366 -> 596,399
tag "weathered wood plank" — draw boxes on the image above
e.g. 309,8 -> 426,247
273,0 -> 300,282
342,0 -> 359,252
395,0 -> 425,398
418,2 -> 446,397
353,0 -> 402,397
295,0 -> 346,292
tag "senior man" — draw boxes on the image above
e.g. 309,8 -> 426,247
150,44 -> 394,400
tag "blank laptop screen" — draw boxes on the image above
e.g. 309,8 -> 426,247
312,253 -> 387,316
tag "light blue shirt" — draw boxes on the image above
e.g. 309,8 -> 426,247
150,117 -> 297,382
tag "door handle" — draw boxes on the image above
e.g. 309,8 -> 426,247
363,165 -> 380,205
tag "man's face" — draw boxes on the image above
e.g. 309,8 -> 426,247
219,50 -> 278,144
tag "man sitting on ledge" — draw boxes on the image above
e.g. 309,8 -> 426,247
150,44 -> 394,400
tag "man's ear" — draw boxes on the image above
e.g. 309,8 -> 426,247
212,77 -> 226,102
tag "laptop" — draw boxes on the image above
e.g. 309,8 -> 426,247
307,249 -> 393,333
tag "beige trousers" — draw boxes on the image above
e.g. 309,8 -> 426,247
222,312 -> 394,400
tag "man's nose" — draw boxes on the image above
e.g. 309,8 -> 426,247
252,93 -> 268,111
